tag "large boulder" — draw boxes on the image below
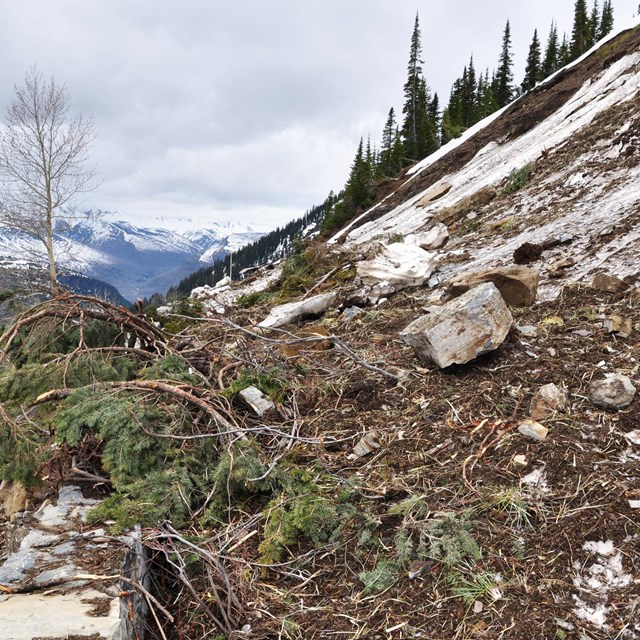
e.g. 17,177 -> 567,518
400,282 -> 513,368
447,266 -> 539,307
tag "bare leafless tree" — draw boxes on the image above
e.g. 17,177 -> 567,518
0,66 -> 95,292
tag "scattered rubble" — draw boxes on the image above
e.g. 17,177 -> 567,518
400,282 -> 513,368
603,314 -> 633,336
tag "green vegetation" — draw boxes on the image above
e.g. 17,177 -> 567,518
502,164 -> 532,195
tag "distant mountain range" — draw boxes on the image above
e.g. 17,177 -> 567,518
0,210 -> 269,300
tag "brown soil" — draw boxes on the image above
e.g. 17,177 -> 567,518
161,281 -> 639,640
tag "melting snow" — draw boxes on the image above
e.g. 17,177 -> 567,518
572,539 -> 633,628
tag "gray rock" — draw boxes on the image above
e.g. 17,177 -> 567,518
407,223 -> 449,251
517,420 -> 549,442
400,282 -> 513,368
530,383 -> 569,419
416,181 -> 452,206
238,386 -> 275,416
589,373 -> 636,409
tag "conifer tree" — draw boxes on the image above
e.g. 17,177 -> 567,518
522,29 -> 542,91
570,0 -> 591,59
542,21 -> 560,77
589,0 -> 600,46
559,33 -> 571,66
476,69 -> 498,120
599,0 -> 614,38
378,108 -> 398,177
495,20 -> 515,108
401,13 -> 424,161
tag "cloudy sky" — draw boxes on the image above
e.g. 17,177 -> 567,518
0,1 -> 638,230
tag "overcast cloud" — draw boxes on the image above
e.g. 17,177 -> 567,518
0,0 -> 637,229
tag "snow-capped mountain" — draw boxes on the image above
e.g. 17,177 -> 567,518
0,211 -> 269,300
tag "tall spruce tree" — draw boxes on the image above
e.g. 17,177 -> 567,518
542,21 -> 560,77
495,20 -> 515,108
599,0 -> 614,38
401,13 -> 437,162
522,29 -> 542,91
570,0 -> 591,59
401,13 -> 424,161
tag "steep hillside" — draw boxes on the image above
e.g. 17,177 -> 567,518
1,21 -> 639,640
334,22 -> 640,301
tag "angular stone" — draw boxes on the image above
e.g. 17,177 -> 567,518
604,315 -> 632,337
257,291 -> 338,328
447,266 -> 539,307
530,383 -> 569,419
238,386 -> 275,416
407,223 -> 449,251
517,419 -> 548,442
400,282 -> 513,368
589,373 -> 636,409
416,182 -> 452,206
591,273 -> 628,294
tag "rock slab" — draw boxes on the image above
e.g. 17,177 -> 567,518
589,373 -> 636,409
400,282 -> 513,368
447,266 -> 539,307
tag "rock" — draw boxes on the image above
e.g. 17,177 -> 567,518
516,325 -> 538,337
530,383 -> 569,419
279,324 -> 333,358
547,256 -> 576,278
604,315 -> 632,336
357,242 -> 438,291
517,419 -> 549,442
348,432 -> 381,460
591,273 -> 628,294
238,386 -> 275,416
589,373 -> 636,409
0,480 -> 29,517
341,306 -> 364,321
406,223 -> 449,251
400,282 -> 513,368
257,291 -> 338,328
629,500 -> 640,509
447,266 -> 539,307
416,181 -> 452,206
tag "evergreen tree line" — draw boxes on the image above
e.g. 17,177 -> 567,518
320,0 -> 615,236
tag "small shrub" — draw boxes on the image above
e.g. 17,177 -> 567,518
234,290 -> 273,308
501,165 -> 532,195
358,558 -> 399,593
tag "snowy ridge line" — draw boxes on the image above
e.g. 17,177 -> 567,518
344,49 -> 640,247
